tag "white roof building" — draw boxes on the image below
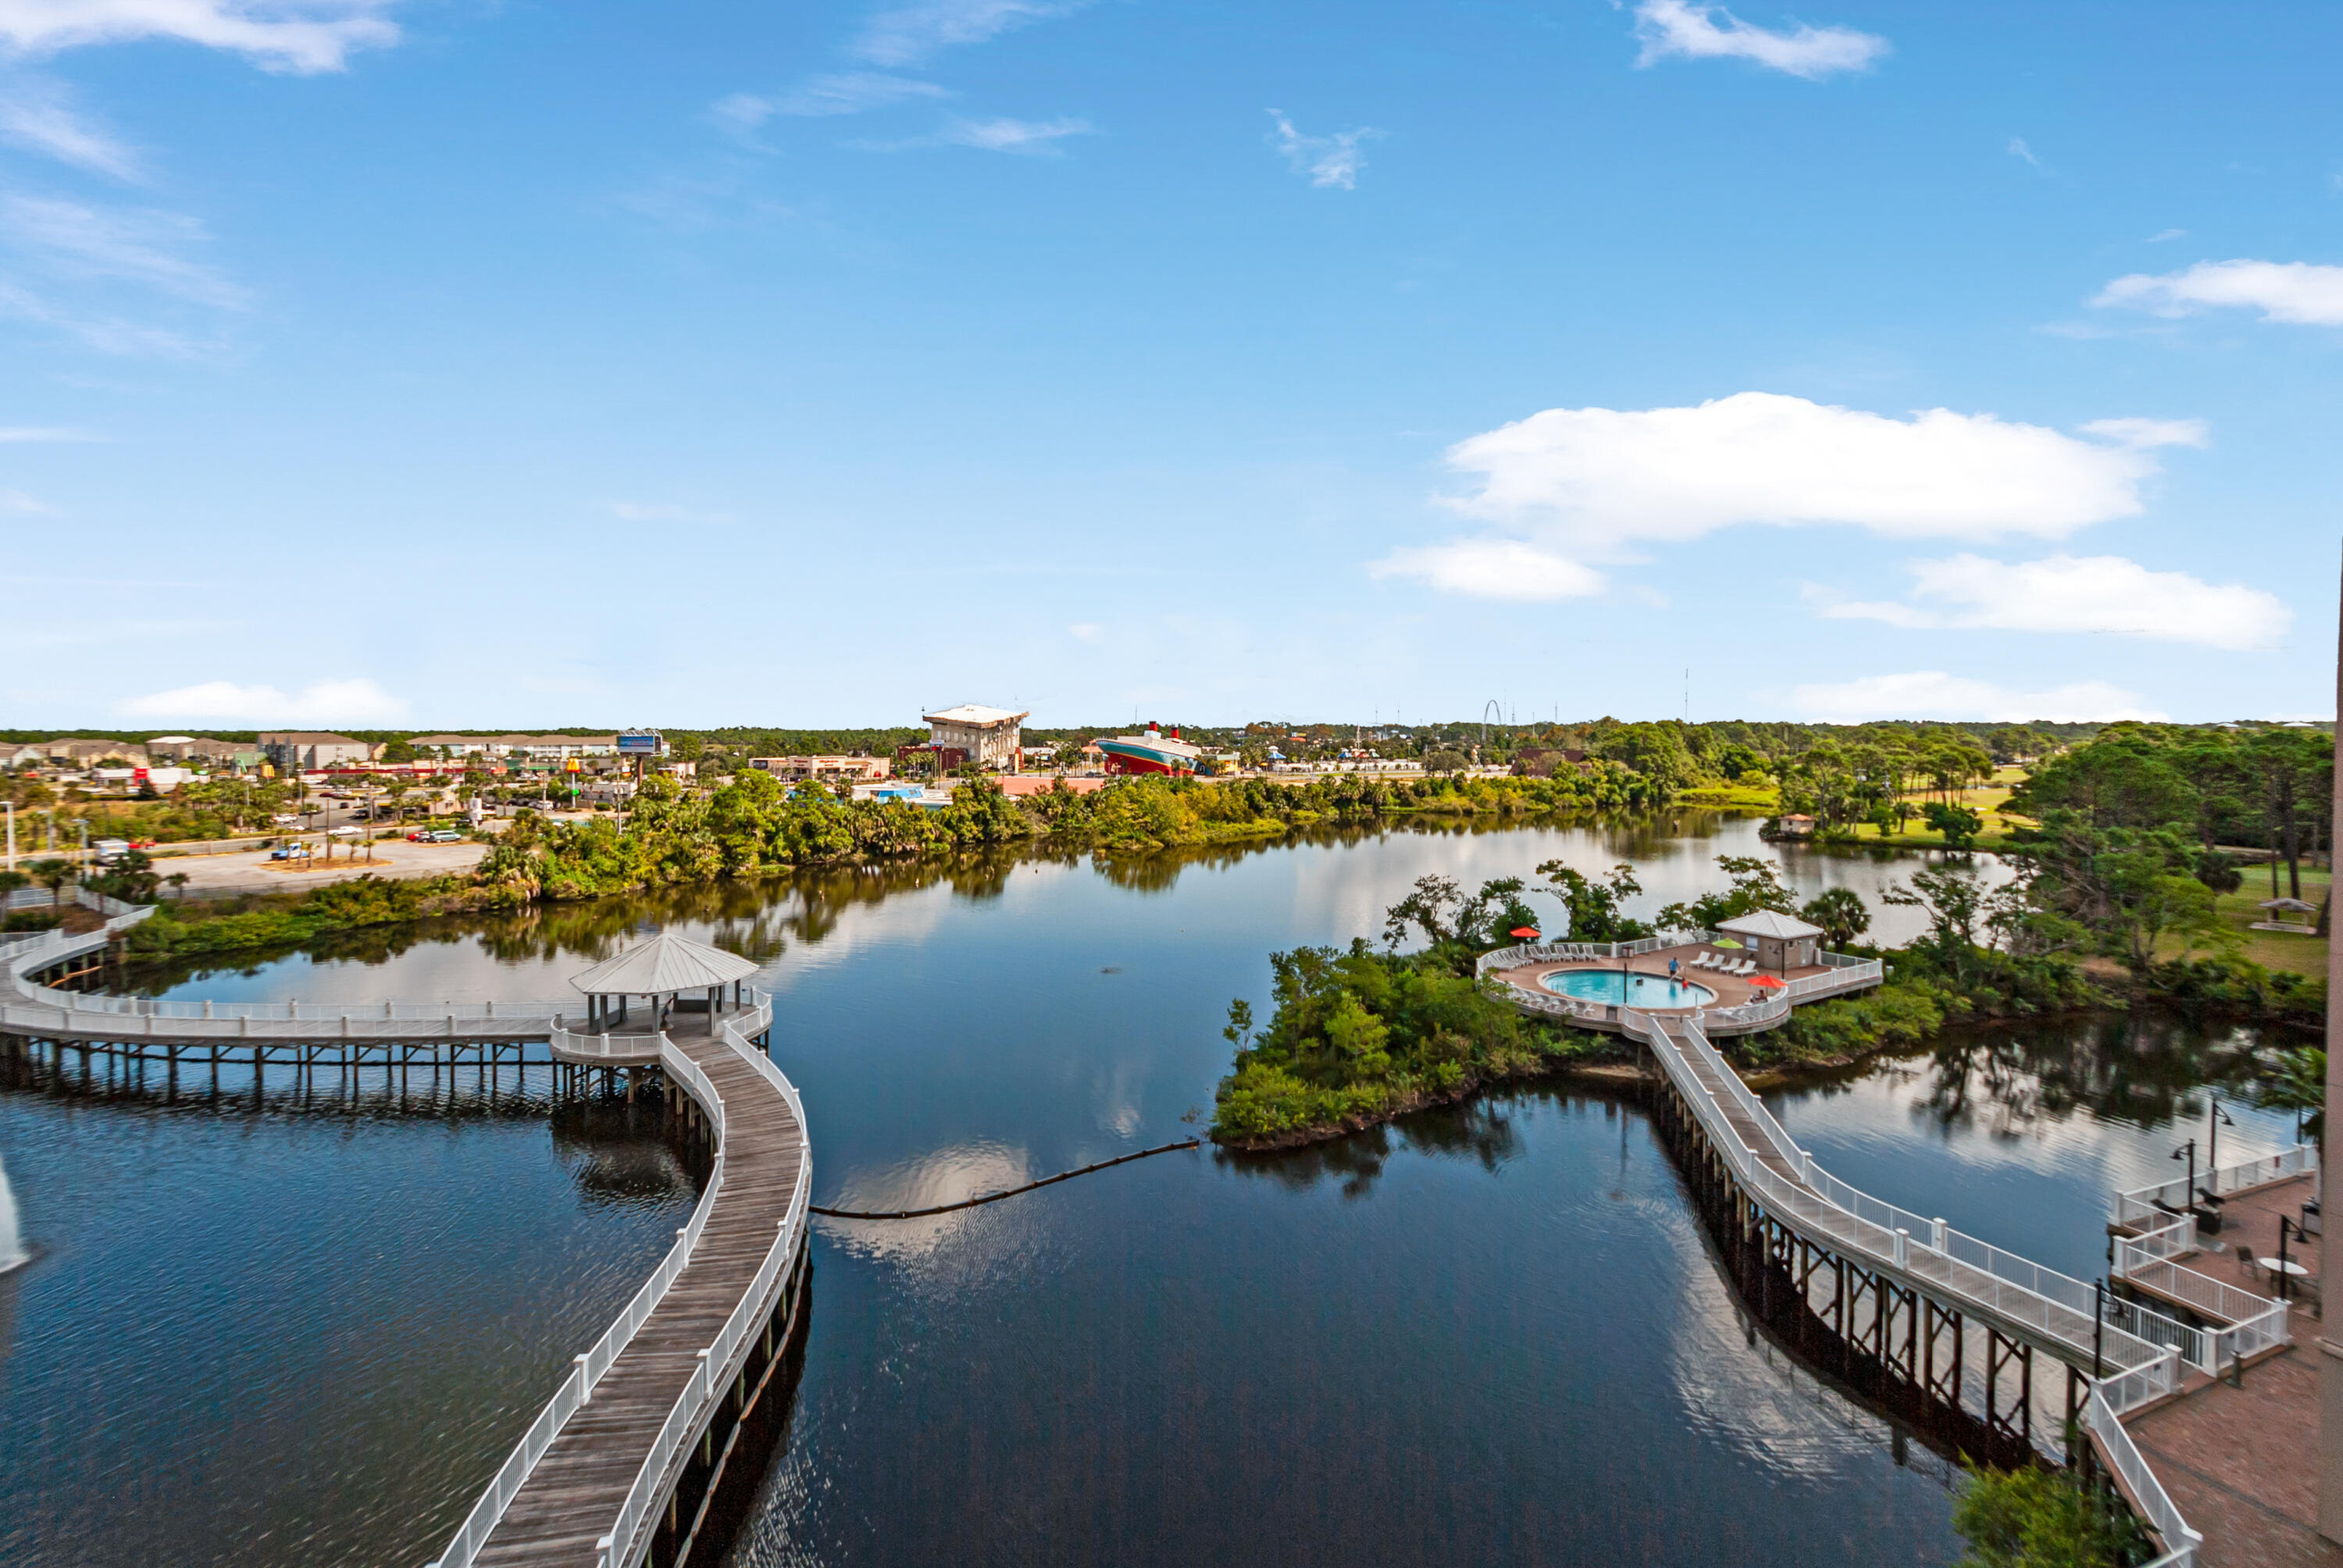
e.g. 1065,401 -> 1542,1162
1715,909 -> 1828,974
1714,910 -> 1824,941
922,704 -> 1029,771
569,932 -> 760,996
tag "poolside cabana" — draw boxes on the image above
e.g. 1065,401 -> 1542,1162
569,932 -> 761,1036
1714,909 -> 1826,974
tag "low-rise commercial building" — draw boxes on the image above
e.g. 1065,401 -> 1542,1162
259,732 -> 378,770
408,733 -> 621,761
750,755 -> 892,782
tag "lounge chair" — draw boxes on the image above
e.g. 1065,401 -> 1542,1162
1738,960 -> 1758,978
1691,953 -> 1716,971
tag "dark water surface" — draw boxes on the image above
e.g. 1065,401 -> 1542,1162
1,817 -> 2288,1566
0,1076 -> 694,1567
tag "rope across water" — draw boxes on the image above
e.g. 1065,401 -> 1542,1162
810,1139 -> 1201,1220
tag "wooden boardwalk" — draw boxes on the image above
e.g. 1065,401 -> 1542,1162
473,1028 -> 808,1567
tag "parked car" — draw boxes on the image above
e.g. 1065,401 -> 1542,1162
269,844 -> 312,861
406,829 -> 431,842
426,829 -> 464,843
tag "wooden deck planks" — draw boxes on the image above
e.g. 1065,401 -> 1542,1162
471,1033 -> 804,1568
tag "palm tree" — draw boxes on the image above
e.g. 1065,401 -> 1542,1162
25,857 -> 73,907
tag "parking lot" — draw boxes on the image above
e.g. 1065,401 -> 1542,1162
162,836 -> 491,898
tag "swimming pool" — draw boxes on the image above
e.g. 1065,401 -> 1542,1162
1538,969 -> 1716,1009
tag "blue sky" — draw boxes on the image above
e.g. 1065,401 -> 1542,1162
1,0 -> 2338,731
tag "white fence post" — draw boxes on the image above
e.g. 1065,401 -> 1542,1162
1894,1228 -> 1910,1268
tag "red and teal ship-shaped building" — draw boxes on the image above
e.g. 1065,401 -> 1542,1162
1095,725 -> 1204,776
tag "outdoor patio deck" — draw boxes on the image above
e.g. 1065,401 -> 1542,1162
1490,942 -> 1842,1011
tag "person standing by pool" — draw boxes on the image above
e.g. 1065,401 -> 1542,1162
1668,957 -> 1679,978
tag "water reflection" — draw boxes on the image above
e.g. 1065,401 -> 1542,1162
1771,1010 -> 2305,1285
1217,1096 -> 1526,1199
27,816 -> 2134,1568
0,1065 -> 694,1568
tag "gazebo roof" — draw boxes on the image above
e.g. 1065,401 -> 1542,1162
1716,909 -> 1826,940
569,932 -> 760,996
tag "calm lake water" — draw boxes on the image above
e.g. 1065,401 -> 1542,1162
0,815 -> 2297,1566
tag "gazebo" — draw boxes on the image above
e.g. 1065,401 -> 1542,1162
1714,909 -> 1826,973
569,932 -> 761,1035
2252,896 -> 2320,935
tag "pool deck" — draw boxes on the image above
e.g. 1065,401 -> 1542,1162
1490,943 -> 1842,1012
2117,1174 -> 2338,1568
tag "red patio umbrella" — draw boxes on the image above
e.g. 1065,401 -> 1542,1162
1747,974 -> 1787,989
1510,926 -> 1541,939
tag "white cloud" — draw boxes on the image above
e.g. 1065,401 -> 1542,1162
1267,111 -> 1381,191
1819,554 -> 2288,651
1066,622 -> 1102,643
0,0 -> 398,73
933,115 -> 1093,152
0,277 -> 214,355
1632,0 -> 1888,79
2093,259 -> 2343,326
706,92 -> 775,138
1383,394 -> 2205,601
606,500 -> 738,526
0,194 -> 248,308
0,78 -> 137,178
2006,136 -> 2045,172
2077,415 -> 2208,449
0,486 -> 52,511
120,677 -> 409,724
1368,538 -> 1604,601
851,0 -> 1086,66
1443,390 -> 2188,552
1790,672 -> 2165,725
0,423 -> 92,440
2147,228 -> 2187,243
773,72 -> 950,117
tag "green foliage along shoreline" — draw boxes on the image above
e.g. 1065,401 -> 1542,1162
107,770 -> 1657,964
1207,846 -> 2328,1149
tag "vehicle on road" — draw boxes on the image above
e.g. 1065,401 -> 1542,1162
426,829 -> 464,843
95,839 -> 131,863
269,844 -> 312,861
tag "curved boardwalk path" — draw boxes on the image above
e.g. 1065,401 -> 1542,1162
2,903 -> 814,1568
476,1028 -> 807,1568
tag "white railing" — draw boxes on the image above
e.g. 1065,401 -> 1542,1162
1697,992 -> 1793,1032
2114,1144 -> 2318,1229
429,1035 -> 726,1568
1782,958 -> 1884,999
1656,1012 -> 2206,1395
2116,1242 -> 2288,1331
1479,936 -> 1880,1038
597,1015 -> 808,1568
74,885 -> 144,918
5,886 -> 55,911
2084,1384 -> 2201,1566
1625,1010 -> 2186,1410
2211,1298 -> 2292,1369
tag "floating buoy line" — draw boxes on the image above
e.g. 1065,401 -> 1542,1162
810,1139 -> 1203,1220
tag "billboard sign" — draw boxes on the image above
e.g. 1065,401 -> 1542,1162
617,732 -> 663,757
